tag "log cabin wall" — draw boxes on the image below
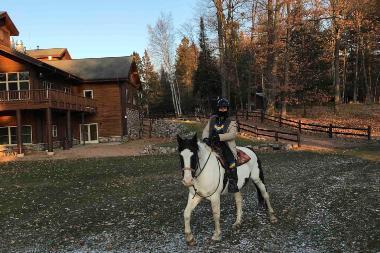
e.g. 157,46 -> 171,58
76,82 -> 123,137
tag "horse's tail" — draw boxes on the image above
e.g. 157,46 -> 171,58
246,146 -> 265,207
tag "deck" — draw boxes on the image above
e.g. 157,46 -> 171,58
0,89 -> 97,112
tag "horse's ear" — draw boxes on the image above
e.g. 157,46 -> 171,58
177,134 -> 183,145
192,133 -> 197,143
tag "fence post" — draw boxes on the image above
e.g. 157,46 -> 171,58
149,118 -> 152,138
368,126 -> 371,140
246,110 -> 249,120
298,120 -> 302,133
297,133 -> 301,147
275,131 -> 278,141
236,117 -> 240,132
260,109 -> 264,123
279,116 -> 282,127
329,124 -> 333,138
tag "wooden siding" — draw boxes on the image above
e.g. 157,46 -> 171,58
77,82 -> 124,137
0,27 -> 11,47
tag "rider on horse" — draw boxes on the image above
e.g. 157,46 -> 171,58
202,98 -> 239,193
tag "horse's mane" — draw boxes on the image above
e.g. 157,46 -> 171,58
197,141 -> 220,159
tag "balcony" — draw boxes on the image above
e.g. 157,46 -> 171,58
0,89 -> 97,112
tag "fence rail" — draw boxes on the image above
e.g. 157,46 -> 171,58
237,122 -> 301,147
237,110 -> 371,140
141,113 -> 301,146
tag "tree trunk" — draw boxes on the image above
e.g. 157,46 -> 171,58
265,0 -> 276,113
282,1 -> 290,117
342,48 -> 347,103
353,42 -> 359,103
334,29 -> 341,104
361,36 -> 371,104
214,0 -> 228,99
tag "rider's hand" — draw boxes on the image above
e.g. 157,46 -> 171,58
203,138 -> 211,146
211,134 -> 220,142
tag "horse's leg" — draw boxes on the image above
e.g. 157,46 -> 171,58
210,195 -> 221,241
232,192 -> 243,229
252,178 -> 278,224
184,193 -> 202,246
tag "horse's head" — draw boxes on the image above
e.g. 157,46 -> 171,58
177,133 -> 198,187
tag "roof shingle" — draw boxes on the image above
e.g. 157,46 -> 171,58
47,56 -> 133,81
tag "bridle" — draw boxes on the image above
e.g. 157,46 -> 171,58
182,148 -> 222,199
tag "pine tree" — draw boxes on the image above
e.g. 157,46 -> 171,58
193,17 -> 222,113
175,37 -> 198,113
140,50 -> 160,114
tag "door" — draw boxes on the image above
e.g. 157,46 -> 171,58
80,123 -> 98,144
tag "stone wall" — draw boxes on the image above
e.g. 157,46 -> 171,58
126,108 -> 142,140
151,119 -> 188,138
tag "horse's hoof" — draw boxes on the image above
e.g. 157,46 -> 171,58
211,236 -> 221,242
186,238 -> 197,246
269,215 -> 278,224
232,222 -> 241,230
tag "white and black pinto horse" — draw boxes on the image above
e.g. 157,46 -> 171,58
177,134 -> 277,245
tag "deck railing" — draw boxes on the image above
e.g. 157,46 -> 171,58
0,89 -> 97,112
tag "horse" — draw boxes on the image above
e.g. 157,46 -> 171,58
177,133 -> 278,245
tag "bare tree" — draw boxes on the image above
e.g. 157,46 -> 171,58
148,13 -> 182,115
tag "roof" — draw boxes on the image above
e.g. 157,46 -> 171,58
0,11 -> 19,36
47,56 -> 134,81
26,48 -> 70,59
0,44 -> 81,81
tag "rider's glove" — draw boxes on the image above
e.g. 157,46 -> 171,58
202,138 -> 211,146
211,134 -> 220,143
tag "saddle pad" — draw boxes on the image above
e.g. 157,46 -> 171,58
217,148 -> 251,169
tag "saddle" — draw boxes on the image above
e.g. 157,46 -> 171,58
217,148 -> 251,169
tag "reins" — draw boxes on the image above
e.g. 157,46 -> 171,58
183,148 -> 222,199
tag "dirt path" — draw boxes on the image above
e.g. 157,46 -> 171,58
0,137 -> 172,163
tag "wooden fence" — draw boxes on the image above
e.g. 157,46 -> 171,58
141,113 -> 301,146
237,110 -> 372,140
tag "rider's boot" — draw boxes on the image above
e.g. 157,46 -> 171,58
228,163 -> 239,193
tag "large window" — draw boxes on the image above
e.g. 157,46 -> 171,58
0,72 -> 30,91
0,125 -> 32,145
0,72 -> 30,100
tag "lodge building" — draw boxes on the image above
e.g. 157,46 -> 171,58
0,11 -> 141,156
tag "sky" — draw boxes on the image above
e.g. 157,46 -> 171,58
2,0 -> 196,59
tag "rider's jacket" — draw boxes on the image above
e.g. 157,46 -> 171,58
202,115 -> 238,159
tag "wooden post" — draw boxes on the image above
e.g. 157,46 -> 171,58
368,126 -> 371,140
149,118 -> 152,138
237,121 -> 240,132
16,109 -> 24,156
275,131 -> 278,141
298,120 -> 302,133
260,109 -> 264,123
329,124 -> 333,138
245,110 -> 249,120
66,110 -> 72,148
46,108 -> 53,154
297,133 -> 301,147
279,116 -> 282,127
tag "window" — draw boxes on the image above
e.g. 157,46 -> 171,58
0,125 -> 32,145
42,81 -> 53,89
0,72 -> 30,92
52,125 -> 58,138
83,90 -> 93,99
0,72 -> 30,100
64,87 -> 71,94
